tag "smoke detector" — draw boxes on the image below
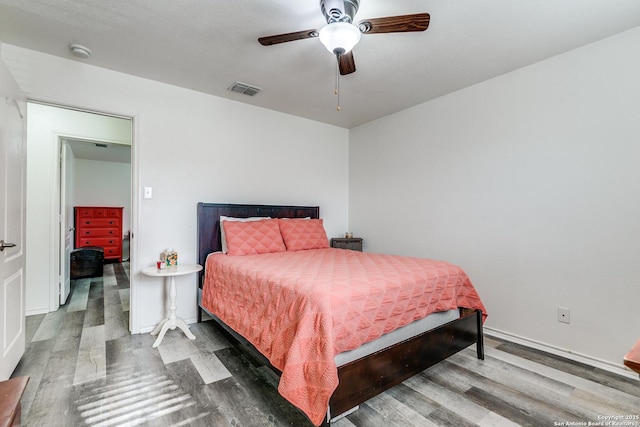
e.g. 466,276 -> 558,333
69,44 -> 92,59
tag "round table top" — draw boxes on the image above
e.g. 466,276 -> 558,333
141,263 -> 202,277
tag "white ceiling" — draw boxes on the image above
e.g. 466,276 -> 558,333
65,138 -> 131,164
1,0 -> 639,129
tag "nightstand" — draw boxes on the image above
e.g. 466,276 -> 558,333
330,237 -> 363,251
142,263 -> 203,348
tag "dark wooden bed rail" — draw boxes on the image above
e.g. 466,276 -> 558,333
206,304 -> 483,425
328,308 -> 483,422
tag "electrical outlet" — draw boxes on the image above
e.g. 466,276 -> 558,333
558,307 -> 570,324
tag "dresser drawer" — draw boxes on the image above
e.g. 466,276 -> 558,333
77,237 -> 120,247
76,242 -> 120,259
77,207 -> 107,218
106,208 -> 122,218
77,218 -> 121,228
103,246 -> 121,259
77,227 -> 119,238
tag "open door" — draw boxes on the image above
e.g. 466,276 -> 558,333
0,61 -> 27,380
59,140 -> 73,304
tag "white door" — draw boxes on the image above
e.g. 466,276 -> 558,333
0,63 -> 27,380
59,140 -> 72,304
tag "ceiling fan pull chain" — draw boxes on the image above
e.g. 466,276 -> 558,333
335,55 -> 341,111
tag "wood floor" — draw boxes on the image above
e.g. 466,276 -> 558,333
12,262 -> 640,426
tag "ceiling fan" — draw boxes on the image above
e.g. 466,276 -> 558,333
258,0 -> 430,76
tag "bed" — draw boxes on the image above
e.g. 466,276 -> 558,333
196,202 -> 486,426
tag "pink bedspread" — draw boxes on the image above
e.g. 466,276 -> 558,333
201,248 -> 486,425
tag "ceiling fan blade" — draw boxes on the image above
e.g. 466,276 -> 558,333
338,51 -> 356,75
358,13 -> 430,34
258,29 -> 319,46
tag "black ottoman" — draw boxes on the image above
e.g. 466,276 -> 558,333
70,246 -> 104,279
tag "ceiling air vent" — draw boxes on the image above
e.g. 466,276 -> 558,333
228,81 -> 262,97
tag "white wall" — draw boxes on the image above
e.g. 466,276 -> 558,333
24,102 -> 132,314
350,27 -> 640,372
2,44 -> 349,332
74,158 -> 132,234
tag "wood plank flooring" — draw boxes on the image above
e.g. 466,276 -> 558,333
12,262 -> 640,426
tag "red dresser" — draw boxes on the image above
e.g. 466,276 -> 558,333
74,206 -> 124,261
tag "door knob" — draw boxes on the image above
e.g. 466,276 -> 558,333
0,240 -> 16,252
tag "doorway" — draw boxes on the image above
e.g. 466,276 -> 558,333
59,137 -> 132,304
25,102 -> 133,320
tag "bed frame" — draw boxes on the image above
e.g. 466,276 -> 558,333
196,202 -> 484,425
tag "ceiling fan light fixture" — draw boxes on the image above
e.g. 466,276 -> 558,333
319,22 -> 361,55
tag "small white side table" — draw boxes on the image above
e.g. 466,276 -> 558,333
141,263 -> 203,348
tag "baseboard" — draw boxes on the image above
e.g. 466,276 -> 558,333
484,327 -> 639,380
137,325 -> 154,335
136,316 -> 199,335
25,307 -> 49,316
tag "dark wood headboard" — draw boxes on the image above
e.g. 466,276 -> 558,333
196,202 -> 320,285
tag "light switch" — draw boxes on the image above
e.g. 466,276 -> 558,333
143,186 -> 153,199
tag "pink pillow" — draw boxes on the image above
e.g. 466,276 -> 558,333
278,218 -> 329,251
223,219 -> 286,256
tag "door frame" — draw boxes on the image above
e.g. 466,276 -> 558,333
30,100 -> 139,332
58,138 -> 72,305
